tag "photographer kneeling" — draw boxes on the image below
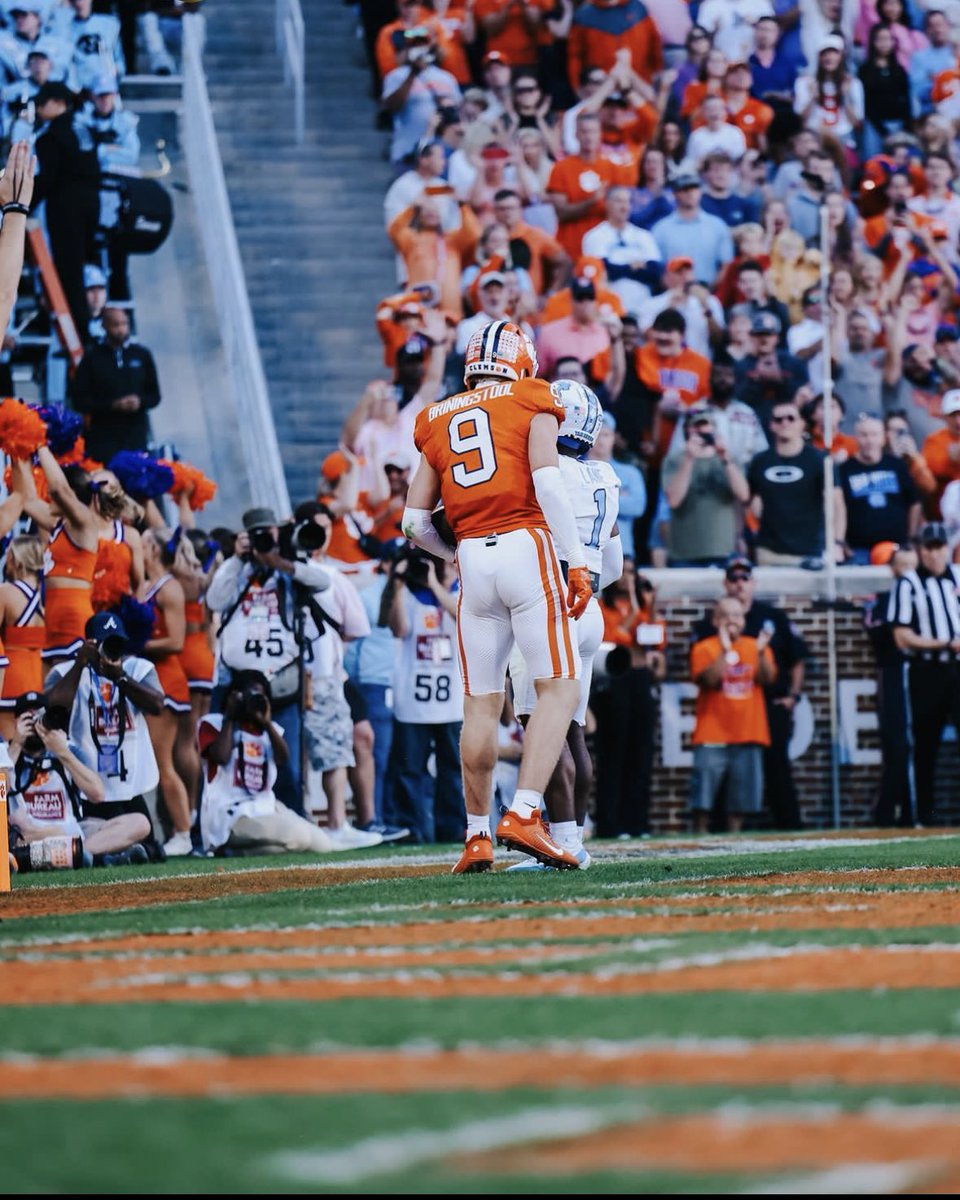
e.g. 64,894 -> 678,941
45,612 -> 174,859
198,670 -> 346,857
381,544 -> 465,844
7,691 -> 151,867
206,506 -> 333,816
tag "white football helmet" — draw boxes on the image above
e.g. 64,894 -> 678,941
551,378 -> 603,448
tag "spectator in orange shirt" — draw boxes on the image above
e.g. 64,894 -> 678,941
681,44 -> 729,122
567,0 -> 663,91
722,61 -> 773,152
388,195 -> 481,319
537,254 -> 625,326
375,0 -> 469,85
491,187 -> 570,293
375,292 -> 425,370
921,389 -> 960,516
689,595 -> 776,833
546,110 -> 633,258
633,308 -> 711,459
863,169 -> 935,276
474,0 -> 554,70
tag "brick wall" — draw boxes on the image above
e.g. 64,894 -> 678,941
633,575 -> 960,833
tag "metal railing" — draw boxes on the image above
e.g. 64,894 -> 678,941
276,0 -> 305,145
181,14 -> 292,517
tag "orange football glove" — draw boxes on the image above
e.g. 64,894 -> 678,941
566,566 -> 593,620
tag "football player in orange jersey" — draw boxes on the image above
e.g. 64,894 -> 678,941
403,319 -> 594,873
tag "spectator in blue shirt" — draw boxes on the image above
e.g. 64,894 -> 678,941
699,151 -> 761,227
908,9 -> 954,115
652,174 -> 734,286
749,14 -> 804,109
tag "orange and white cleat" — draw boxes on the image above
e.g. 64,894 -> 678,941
452,832 -> 494,874
495,810 -> 579,869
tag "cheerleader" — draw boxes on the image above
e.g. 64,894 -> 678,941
142,528 -> 196,846
0,535 -> 44,739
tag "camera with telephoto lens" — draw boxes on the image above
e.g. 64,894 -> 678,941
21,703 -> 71,755
249,519 -> 327,561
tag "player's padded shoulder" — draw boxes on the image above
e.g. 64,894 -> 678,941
517,377 -> 565,422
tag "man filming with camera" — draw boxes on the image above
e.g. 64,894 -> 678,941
44,611 -> 176,858
381,543 -> 465,844
206,506 -> 333,816
6,690 -> 151,868
381,24 -> 461,168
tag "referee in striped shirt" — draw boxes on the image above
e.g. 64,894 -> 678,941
891,521 -> 960,825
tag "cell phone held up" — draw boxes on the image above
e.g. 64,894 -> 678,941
635,623 -> 664,648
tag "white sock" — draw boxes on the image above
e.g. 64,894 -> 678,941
510,789 -> 542,820
576,823 -> 585,849
466,812 -> 489,840
549,820 -> 579,850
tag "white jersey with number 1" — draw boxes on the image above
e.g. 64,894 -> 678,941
510,453 -> 620,724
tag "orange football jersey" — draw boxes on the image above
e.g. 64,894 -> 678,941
414,377 -> 564,541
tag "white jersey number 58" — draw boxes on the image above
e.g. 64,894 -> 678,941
449,407 -> 497,488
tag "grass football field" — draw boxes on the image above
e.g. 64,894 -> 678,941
2,830 -> 960,1194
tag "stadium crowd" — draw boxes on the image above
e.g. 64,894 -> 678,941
8,0 -> 960,875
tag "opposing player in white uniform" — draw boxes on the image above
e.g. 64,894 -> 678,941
509,380 -> 623,868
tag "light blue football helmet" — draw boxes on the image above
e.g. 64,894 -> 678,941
551,378 -> 604,451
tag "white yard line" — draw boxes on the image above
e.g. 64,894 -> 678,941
267,1104 -> 643,1185
742,1162 -> 936,1194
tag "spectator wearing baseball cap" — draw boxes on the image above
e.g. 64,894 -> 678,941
651,171 -> 735,287
82,261 -> 107,343
375,288 -> 430,370
734,309 -> 808,428
690,547 -> 809,829
536,255 -> 623,328
636,255 -> 725,360
921,388 -> 960,516
454,268 -> 512,355
794,38 -> 864,152
536,274 -> 624,393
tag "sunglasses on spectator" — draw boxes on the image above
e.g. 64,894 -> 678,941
770,413 -> 799,423
514,84 -> 539,94
727,572 -> 751,583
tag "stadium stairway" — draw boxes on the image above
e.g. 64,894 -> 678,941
202,0 -> 396,505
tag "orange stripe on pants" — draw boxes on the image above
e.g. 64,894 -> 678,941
539,530 -> 577,679
528,530 -> 563,678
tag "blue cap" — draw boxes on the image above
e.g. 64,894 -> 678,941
91,73 -> 119,96
10,1 -> 46,15
83,263 -> 107,289
85,611 -> 128,647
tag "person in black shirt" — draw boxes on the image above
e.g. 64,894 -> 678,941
71,306 -> 161,463
836,415 -> 922,563
863,542 -> 918,826
29,80 -> 101,341
858,24 -> 912,162
891,522 -> 960,824
747,398 -> 844,565
692,554 -> 809,828
734,312 -> 808,429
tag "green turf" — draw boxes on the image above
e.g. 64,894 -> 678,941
3,832 -> 958,1194
2,1085 -> 957,1194
4,987 -> 960,1057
